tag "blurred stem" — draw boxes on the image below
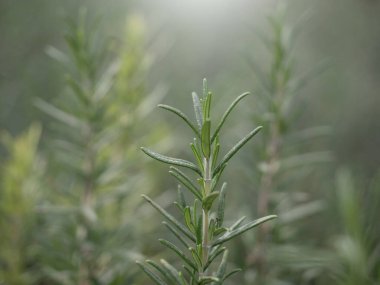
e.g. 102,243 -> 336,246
248,70 -> 285,279
79,72 -> 96,285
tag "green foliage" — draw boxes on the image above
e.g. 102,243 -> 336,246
239,6 -> 332,285
139,79 -> 276,284
35,11 -> 165,284
329,169 -> 380,285
0,124 -> 43,285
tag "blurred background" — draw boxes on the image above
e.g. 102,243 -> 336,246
0,0 -> 379,284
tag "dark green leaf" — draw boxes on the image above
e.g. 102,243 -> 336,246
136,261 -> 167,285
204,92 -> 212,120
190,141 -> 203,169
163,222 -> 190,249
215,250 -> 229,281
211,92 -> 250,143
141,147 -> 201,175
204,246 -> 226,270
158,104 -> 200,138
213,126 -> 262,176
189,247 -> 202,269
223,268 -> 242,281
201,119 -> 211,158
170,167 -> 202,200
212,141 -> 220,170
146,260 -> 173,284
217,183 -> 227,227
159,239 -> 197,270
160,259 -> 183,285
184,207 -> 195,233
142,195 -> 195,242
213,215 -> 277,246
202,192 -> 219,211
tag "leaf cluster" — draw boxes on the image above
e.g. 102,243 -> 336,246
139,79 -> 276,285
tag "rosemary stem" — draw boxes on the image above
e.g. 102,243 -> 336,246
202,157 -> 212,273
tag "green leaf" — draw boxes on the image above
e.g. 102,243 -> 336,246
195,215 -> 203,244
215,250 -> 229,281
202,78 -> 208,99
211,164 -> 227,192
141,147 -> 201,175
230,216 -> 246,231
35,99 -> 86,130
183,266 -> 197,280
209,218 -> 215,241
142,195 -> 195,242
163,222 -> 190,249
212,140 -> 220,170
184,207 -> 195,233
204,246 -> 226,270
170,167 -> 202,200
217,183 -> 227,227
201,119 -> 211,158
159,239 -> 197,270
192,92 -> 203,130
211,92 -> 250,143
212,215 -> 277,246
223,268 -> 242,281
136,261 -> 167,285
199,276 -> 220,285
189,247 -> 202,269
146,260 -> 173,284
177,185 -> 187,209
178,271 -> 188,285
65,75 -> 90,105
190,141 -> 203,169
158,104 -> 200,138
213,126 -> 262,176
202,192 -> 219,211
214,227 -> 227,237
204,92 -> 212,120
160,259 -> 183,285
192,199 -> 199,226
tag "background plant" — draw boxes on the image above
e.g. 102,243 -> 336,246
233,8 -> 332,285
0,124 -> 43,285
138,79 -> 276,285
34,10 -> 168,285
326,169 -> 380,285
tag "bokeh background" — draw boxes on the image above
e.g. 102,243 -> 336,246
0,0 -> 379,284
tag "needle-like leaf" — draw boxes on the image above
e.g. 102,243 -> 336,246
211,92 -> 250,143
192,92 -> 203,130
159,239 -> 197,270
213,215 -> 277,246
158,104 -> 200,138
142,195 -> 195,242
213,126 -> 262,176
136,262 -> 167,285
141,147 -> 201,175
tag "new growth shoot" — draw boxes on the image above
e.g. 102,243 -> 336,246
138,79 -> 276,285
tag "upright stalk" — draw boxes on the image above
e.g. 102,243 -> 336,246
138,79 -> 276,285
201,157 -> 212,271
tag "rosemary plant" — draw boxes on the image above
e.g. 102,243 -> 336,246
240,8 -> 331,284
35,11 -> 164,284
138,79 -> 276,285
0,124 -> 42,285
